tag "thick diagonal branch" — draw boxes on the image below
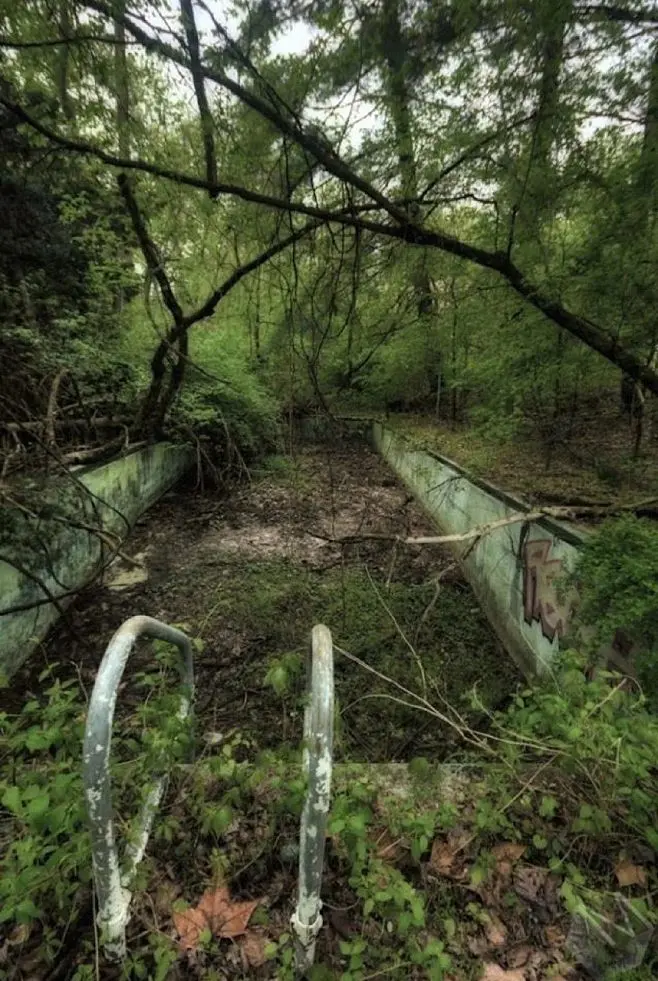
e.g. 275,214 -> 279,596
5,96 -> 658,395
118,173 -> 183,323
574,4 -> 658,24
84,0 -> 413,227
117,174 -> 186,424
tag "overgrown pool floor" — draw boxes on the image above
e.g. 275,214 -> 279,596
6,446 -> 625,981
33,443 -> 520,762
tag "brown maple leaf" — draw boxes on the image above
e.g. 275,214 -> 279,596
615,858 -> 647,888
491,842 -> 527,864
173,886 -> 262,951
173,905 -> 208,951
239,929 -> 269,969
429,830 -> 472,880
481,963 -> 526,981
198,886 -> 261,938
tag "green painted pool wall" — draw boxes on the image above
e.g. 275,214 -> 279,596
373,423 -> 585,679
0,443 -> 194,682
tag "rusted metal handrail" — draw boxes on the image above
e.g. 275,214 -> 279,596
292,623 -> 334,974
83,616 -> 194,960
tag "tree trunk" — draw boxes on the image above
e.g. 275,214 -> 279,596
253,267 -> 262,363
637,41 -> 658,218
380,0 -> 437,395
56,0 -> 74,120
620,41 -> 658,434
114,1 -> 130,160
180,0 -> 218,196
380,0 -> 430,302
514,0 -> 572,246
114,2 -> 131,316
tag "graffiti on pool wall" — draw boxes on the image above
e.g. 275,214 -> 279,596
522,539 -> 574,641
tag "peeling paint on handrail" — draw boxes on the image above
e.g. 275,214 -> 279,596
83,616 -> 194,960
292,624 -> 334,975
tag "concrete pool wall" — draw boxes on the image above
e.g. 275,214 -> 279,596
0,443 -> 194,682
373,423 -> 585,678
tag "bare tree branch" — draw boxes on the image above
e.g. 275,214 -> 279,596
84,0 -> 414,227
45,368 -> 67,449
117,173 -> 186,423
117,173 -> 183,324
0,33 -> 139,48
574,4 -> 658,24
185,222 -> 322,330
180,0 -> 218,197
4,94 -> 658,394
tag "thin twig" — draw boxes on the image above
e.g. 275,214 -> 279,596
365,567 -> 427,699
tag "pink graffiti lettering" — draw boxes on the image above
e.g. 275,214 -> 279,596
523,539 -> 573,642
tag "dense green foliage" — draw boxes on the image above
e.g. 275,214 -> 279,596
1,2 -> 658,977
3,640 -> 657,978
0,0 -> 656,459
573,515 -> 658,704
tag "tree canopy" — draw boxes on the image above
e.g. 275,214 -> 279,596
0,0 -> 656,464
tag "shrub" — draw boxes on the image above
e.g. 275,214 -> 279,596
170,361 -> 282,467
571,515 -> 658,705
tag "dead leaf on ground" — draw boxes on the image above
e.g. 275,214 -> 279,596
615,859 -> 647,888
485,914 -> 508,948
481,963 -> 526,981
479,865 -> 514,907
173,886 -> 262,951
491,843 -> 527,864
543,873 -> 561,916
239,929 -> 268,969
513,865 -> 548,904
544,925 -> 565,946
173,906 -> 208,951
198,887 -> 261,937
507,945 -> 532,968
429,830 -> 471,880
467,933 -> 491,957
524,947 -> 550,973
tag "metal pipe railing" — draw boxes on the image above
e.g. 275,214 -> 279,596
83,616 -> 194,960
292,623 -> 334,975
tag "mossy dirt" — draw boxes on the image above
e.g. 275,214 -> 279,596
13,444 -> 516,765
200,556 -> 514,762
6,444 -> 655,981
379,413 -> 658,510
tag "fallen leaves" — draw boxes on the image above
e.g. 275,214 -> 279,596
614,858 -> 647,888
428,833 -> 577,981
481,964 -> 526,981
429,829 -> 472,881
512,865 -> 548,905
491,843 -> 527,864
484,913 -> 508,949
239,928 -> 269,969
506,944 -> 532,968
173,885 -> 262,952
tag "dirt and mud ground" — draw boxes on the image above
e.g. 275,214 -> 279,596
13,441 -> 517,762
5,442 -> 652,981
